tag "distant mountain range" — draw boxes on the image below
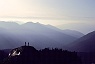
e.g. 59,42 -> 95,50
0,21 -> 84,49
57,23 -> 95,34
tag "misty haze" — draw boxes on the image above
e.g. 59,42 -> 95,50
0,0 -> 95,64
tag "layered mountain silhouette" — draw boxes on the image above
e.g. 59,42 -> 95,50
69,31 -> 95,52
0,21 -> 81,49
0,21 -> 95,64
1,44 -> 82,64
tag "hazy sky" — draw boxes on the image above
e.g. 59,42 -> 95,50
0,0 -> 95,26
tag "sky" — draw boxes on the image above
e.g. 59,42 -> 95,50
0,0 -> 95,26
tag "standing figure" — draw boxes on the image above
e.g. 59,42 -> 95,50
28,42 -> 29,46
25,42 -> 26,46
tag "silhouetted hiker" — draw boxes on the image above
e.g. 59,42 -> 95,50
28,42 -> 29,46
25,42 -> 26,46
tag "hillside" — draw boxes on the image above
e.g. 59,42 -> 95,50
69,31 -> 95,52
2,45 -> 82,64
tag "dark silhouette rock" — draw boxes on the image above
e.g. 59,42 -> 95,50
2,45 -> 82,64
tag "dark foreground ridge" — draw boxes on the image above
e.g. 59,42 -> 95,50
1,43 -> 82,64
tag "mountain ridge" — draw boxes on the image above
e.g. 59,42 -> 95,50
0,21 -> 78,49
